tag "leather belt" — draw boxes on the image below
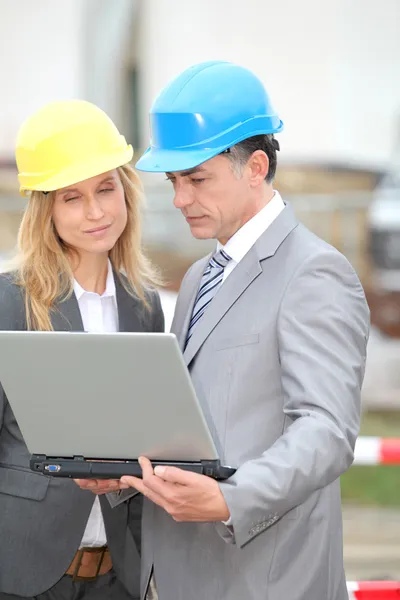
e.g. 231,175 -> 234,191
66,546 -> 112,581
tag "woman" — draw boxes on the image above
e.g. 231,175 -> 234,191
0,100 -> 164,600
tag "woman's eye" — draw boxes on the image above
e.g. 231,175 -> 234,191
64,196 -> 79,203
99,188 -> 113,194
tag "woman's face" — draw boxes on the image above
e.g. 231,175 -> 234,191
52,169 -> 127,257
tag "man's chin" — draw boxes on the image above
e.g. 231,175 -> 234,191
189,226 -> 214,240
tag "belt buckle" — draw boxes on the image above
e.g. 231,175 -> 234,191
72,546 -> 107,582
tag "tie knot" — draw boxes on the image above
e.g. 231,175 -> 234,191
209,249 -> 231,269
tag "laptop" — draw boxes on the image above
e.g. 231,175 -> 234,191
0,331 -> 236,481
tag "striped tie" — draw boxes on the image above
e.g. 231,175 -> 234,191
185,249 -> 231,348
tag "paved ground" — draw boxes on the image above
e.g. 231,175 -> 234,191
343,505 -> 400,580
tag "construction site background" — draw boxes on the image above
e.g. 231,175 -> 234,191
1,0 -> 400,583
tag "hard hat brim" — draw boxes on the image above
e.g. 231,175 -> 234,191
136,119 -> 284,174
19,146 -> 133,196
135,146 -> 223,173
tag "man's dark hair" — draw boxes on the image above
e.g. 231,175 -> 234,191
225,134 -> 280,183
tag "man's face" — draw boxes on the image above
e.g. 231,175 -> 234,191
166,155 -> 257,245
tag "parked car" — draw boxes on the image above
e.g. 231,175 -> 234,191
367,171 -> 400,337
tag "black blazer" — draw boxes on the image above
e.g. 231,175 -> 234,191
0,271 -> 164,597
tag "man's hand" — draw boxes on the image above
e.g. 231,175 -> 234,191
74,478 -> 130,494
120,456 -> 230,522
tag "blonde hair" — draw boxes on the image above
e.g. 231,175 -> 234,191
11,164 -> 161,330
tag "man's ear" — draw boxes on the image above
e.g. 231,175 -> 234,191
247,150 -> 269,186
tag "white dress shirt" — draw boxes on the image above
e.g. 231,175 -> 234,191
74,260 -> 118,548
217,191 -> 284,527
217,191 -> 285,282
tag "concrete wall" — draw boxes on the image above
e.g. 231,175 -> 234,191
0,0 -> 139,160
0,0 -> 85,159
84,0 -> 138,132
137,0 -> 400,167
1,0 -> 399,167
333,0 -> 400,165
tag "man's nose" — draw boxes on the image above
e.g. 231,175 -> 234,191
173,186 -> 194,210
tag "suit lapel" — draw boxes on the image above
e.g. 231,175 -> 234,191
183,202 -> 299,367
50,271 -> 144,333
114,272 -> 144,332
183,251 -> 262,366
51,293 -> 84,331
171,256 -> 210,350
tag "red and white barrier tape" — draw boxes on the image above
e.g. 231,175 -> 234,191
347,440 -> 400,596
354,437 -> 400,466
347,580 -> 400,598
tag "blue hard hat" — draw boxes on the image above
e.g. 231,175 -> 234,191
136,60 -> 283,173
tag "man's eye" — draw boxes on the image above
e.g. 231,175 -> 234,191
165,177 -> 176,184
191,178 -> 205,184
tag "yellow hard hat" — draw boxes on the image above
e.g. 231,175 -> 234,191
16,100 -> 133,195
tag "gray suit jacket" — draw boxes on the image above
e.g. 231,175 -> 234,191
0,272 -> 164,597
139,203 -> 369,600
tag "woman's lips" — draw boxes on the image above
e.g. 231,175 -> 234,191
84,224 -> 112,236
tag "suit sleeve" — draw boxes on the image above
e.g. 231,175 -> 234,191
0,276 -> 25,430
217,250 -> 370,548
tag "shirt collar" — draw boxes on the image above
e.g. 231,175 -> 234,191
73,259 -> 116,300
217,191 -> 285,264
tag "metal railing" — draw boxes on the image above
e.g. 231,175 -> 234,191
142,184 -> 374,281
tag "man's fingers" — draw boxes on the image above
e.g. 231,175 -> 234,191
153,465 -> 202,485
120,475 -> 167,507
139,456 -> 155,479
136,458 -> 178,498
119,474 -> 165,498
119,475 -> 144,491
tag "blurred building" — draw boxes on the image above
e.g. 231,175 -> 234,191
1,6 -> 399,574
1,0 -> 400,296
1,0 -> 400,164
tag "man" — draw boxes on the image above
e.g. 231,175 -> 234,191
81,61 -> 370,600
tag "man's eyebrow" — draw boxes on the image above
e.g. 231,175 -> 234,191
166,166 -> 207,178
